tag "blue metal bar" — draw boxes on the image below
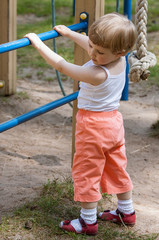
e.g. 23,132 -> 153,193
0,91 -> 79,133
0,22 -> 88,54
121,0 -> 131,101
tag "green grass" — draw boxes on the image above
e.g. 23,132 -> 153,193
151,120 -> 159,137
149,64 -> 159,87
17,0 -> 73,17
0,178 -> 158,240
17,0 -> 159,71
16,91 -> 29,100
17,0 -> 74,70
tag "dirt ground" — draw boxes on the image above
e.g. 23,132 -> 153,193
0,73 -> 159,236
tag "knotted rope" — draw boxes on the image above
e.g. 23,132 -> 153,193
128,0 -> 157,82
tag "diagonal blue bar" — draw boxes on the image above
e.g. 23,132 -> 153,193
0,91 -> 79,133
0,22 -> 88,54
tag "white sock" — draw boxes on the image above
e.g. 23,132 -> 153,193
99,199 -> 134,217
117,199 -> 134,214
109,210 -> 118,215
60,208 -> 97,233
70,219 -> 82,232
80,207 -> 97,224
60,218 -> 82,233
98,209 -> 118,217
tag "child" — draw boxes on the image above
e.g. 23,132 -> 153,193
25,12 -> 137,235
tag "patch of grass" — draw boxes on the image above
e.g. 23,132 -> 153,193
0,96 -> 9,103
57,47 -> 74,63
0,178 -> 158,240
105,0 -> 159,32
151,120 -> 159,137
17,19 -> 52,38
45,76 -> 54,82
149,64 -> 159,87
148,20 -> 159,32
16,91 -> 29,100
37,71 -> 44,78
17,0 -> 159,72
18,47 -> 50,69
17,0 -> 73,17
17,0 -> 74,71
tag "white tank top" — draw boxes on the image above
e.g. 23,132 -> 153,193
78,59 -> 126,112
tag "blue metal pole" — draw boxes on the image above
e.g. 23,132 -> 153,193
0,91 -> 79,133
73,0 -> 75,16
0,22 -> 88,54
116,0 -> 120,12
123,0 -> 131,19
121,0 -> 131,101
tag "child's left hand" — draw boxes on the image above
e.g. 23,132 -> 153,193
53,25 -> 71,37
24,33 -> 42,49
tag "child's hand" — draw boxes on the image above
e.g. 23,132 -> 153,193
24,33 -> 42,49
53,25 -> 71,37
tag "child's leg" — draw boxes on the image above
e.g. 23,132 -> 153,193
80,202 -> 98,224
60,201 -> 98,235
117,190 -> 132,200
81,202 -> 98,208
110,190 -> 134,215
116,190 -> 134,214
98,111 -> 136,225
99,190 -> 136,225
60,110 -> 116,235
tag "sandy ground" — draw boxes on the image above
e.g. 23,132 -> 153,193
0,74 -> 159,236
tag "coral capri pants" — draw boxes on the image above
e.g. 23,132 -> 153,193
72,109 -> 133,202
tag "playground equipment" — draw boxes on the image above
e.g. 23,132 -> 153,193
0,0 -> 135,133
0,0 -> 105,159
0,22 -> 88,54
0,16 -> 88,133
128,0 -> 157,82
0,92 -> 78,133
1,0 -> 155,155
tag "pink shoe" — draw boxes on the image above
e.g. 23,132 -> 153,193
98,209 -> 136,226
60,217 -> 98,235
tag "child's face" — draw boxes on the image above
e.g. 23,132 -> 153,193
88,39 -> 119,66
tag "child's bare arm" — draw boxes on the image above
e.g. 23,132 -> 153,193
24,33 -> 106,86
53,25 -> 89,51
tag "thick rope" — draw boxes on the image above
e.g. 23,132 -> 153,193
128,0 -> 157,82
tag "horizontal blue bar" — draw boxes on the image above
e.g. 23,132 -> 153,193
0,91 -> 78,133
0,22 -> 88,54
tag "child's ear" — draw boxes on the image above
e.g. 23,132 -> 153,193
116,51 -> 126,57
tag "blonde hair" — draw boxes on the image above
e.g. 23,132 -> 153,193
88,13 -> 137,55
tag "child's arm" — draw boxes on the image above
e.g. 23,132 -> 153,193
53,25 -> 89,51
24,33 -> 107,86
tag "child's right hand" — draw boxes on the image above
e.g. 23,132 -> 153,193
53,25 -> 71,37
24,33 -> 42,49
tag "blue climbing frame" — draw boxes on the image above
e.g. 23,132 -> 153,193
0,92 -> 79,133
0,22 -> 88,54
0,0 -> 132,132
0,21 -> 88,133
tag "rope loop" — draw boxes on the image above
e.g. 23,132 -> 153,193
128,50 -> 157,82
128,0 -> 157,82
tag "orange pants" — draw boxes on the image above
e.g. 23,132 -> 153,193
72,109 -> 133,202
